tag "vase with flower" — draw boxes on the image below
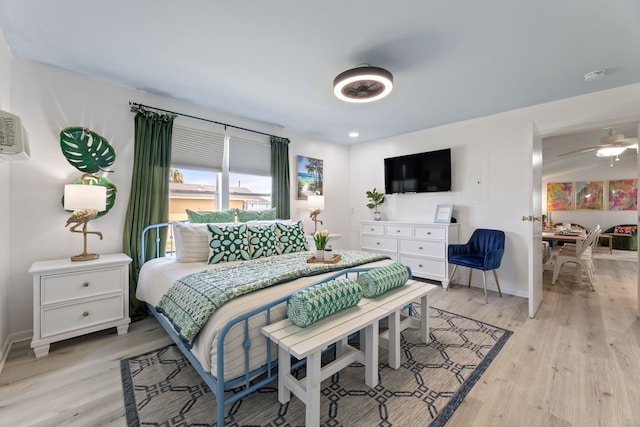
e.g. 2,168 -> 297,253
313,229 -> 330,260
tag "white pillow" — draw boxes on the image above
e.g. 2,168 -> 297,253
174,222 -> 211,262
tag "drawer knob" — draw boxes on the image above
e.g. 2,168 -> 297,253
396,229 -> 400,233
82,311 -> 90,317
427,232 -> 432,235
418,246 -> 423,250
376,242 -> 380,245
418,264 -> 423,267
82,282 -> 90,287
370,228 -> 374,231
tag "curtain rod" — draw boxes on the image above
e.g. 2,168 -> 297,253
129,101 -> 280,139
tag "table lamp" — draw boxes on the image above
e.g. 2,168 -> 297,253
64,181 -> 107,261
308,195 -> 325,234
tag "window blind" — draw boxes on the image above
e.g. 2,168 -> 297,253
229,135 -> 271,176
171,124 -> 225,172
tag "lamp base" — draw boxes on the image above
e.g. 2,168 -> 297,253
71,253 -> 99,262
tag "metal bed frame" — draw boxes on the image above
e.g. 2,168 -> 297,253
139,221 -> 395,426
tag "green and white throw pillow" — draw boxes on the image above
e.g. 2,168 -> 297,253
287,277 -> 362,328
207,223 -> 250,264
187,208 -> 237,223
237,207 -> 277,222
275,220 -> 309,254
247,224 -> 278,259
358,262 -> 410,298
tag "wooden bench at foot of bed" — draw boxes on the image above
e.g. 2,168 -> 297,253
261,280 -> 438,427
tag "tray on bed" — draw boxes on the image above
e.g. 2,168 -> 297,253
307,253 -> 342,264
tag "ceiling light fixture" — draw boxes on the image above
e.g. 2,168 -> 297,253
349,131 -> 359,138
333,65 -> 393,103
596,146 -> 626,157
583,69 -> 606,81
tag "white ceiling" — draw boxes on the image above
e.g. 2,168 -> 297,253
1,1 -> 640,145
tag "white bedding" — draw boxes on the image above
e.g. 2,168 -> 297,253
136,254 -> 392,380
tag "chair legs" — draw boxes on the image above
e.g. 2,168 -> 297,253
481,270 -> 502,304
447,265 -> 458,291
449,265 -> 503,303
493,270 -> 503,297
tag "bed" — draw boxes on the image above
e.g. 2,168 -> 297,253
136,220 -> 393,425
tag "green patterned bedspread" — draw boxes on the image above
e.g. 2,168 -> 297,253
156,250 -> 389,346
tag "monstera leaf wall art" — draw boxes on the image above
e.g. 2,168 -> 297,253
60,127 -> 117,218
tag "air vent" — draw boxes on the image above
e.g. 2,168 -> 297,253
0,110 -> 30,161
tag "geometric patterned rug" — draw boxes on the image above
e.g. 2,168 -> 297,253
120,307 -> 512,427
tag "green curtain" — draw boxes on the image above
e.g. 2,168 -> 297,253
271,136 -> 291,219
123,106 -> 175,320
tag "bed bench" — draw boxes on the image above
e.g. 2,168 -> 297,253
261,279 -> 438,427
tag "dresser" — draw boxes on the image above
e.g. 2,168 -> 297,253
360,221 -> 459,288
29,253 -> 132,357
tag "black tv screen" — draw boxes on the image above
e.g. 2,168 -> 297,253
384,148 -> 452,194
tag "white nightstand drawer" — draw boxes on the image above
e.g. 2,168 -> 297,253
361,223 -> 385,235
385,225 -> 412,237
414,226 -> 445,240
41,295 -> 124,338
41,267 -> 123,305
361,235 -> 397,252
400,239 -> 445,258
401,255 -> 445,278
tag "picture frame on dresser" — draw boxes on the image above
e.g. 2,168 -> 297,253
434,204 -> 453,223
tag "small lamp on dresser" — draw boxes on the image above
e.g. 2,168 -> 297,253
308,195 -> 325,234
64,176 -> 107,261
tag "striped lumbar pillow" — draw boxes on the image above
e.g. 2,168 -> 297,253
358,262 -> 410,298
286,277 -> 362,328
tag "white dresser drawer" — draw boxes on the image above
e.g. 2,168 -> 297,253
414,226 -> 445,240
385,225 -> 412,237
41,267 -> 123,305
400,239 -> 445,259
401,255 -> 445,278
41,294 -> 124,338
361,223 -> 385,235
361,235 -> 397,252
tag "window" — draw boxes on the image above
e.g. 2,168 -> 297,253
169,121 -> 272,221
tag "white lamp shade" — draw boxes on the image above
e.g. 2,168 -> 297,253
64,184 -> 107,211
596,146 -> 627,157
307,195 -> 325,210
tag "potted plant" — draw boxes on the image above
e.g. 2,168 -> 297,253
366,188 -> 385,221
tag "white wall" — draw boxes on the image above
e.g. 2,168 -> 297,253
7,59 -> 349,338
349,84 -> 640,298
0,27 -> 12,367
543,157 -> 637,231
6,56 -> 640,338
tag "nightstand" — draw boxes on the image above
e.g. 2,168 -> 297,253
29,253 -> 132,357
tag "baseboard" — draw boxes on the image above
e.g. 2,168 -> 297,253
0,329 -> 32,375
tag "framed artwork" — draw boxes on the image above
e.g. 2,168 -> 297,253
575,181 -> 603,210
608,178 -> 638,211
547,182 -> 573,211
297,155 -> 323,200
434,204 -> 453,223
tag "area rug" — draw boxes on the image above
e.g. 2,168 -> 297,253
120,307 -> 512,427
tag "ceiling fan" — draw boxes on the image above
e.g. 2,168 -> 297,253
558,127 -> 638,158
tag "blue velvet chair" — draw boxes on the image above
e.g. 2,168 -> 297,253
447,229 -> 505,303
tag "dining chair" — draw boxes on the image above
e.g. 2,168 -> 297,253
447,228 -> 505,304
557,224 -> 600,272
551,226 -> 600,291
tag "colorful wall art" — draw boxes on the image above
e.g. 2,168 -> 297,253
547,182 -> 573,210
575,181 -> 603,210
608,178 -> 638,210
297,155 -> 323,200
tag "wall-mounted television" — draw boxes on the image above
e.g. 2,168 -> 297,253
384,148 -> 452,194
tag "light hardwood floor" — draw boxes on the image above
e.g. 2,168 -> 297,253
1,256 -> 638,426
